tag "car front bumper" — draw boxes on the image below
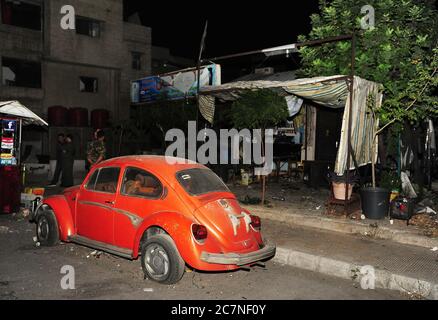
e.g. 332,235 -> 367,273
200,244 -> 276,266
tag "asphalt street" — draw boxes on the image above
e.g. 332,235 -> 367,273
0,215 -> 405,300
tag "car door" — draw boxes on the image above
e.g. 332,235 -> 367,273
76,166 -> 121,244
114,166 -> 166,249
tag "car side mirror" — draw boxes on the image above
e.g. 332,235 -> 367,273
160,187 -> 168,200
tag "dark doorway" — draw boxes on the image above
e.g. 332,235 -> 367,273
315,106 -> 343,162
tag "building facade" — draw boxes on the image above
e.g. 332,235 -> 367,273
0,0 -> 151,159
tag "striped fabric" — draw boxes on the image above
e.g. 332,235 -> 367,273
199,75 -> 383,174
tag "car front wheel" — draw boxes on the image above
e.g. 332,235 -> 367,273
141,234 -> 185,284
36,209 -> 59,247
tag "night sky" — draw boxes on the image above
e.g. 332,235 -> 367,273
124,1 -> 320,60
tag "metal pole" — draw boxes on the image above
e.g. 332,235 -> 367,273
344,33 -> 356,215
18,119 -> 22,166
305,105 -> 308,162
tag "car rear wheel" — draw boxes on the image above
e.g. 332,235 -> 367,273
141,234 -> 185,284
36,209 -> 59,247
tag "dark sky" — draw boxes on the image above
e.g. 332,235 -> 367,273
124,1 -> 320,60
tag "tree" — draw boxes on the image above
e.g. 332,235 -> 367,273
229,89 -> 289,205
299,0 -> 438,189
298,0 -> 438,126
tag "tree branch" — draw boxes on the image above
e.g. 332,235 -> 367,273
375,66 -> 437,136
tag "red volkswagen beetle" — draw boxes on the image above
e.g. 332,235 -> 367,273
32,156 -> 276,284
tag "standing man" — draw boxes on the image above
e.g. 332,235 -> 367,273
48,133 -> 65,187
86,130 -> 106,169
61,134 -> 75,188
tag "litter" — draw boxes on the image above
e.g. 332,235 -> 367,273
431,247 -> 438,252
87,250 -> 102,258
416,206 -> 437,215
32,236 -> 37,242
0,226 -> 9,234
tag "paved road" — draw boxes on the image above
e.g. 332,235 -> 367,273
0,215 -> 405,300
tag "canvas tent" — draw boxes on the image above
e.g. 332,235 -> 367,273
0,101 -> 48,126
198,75 -> 383,175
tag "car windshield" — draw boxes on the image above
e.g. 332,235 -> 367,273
176,168 -> 229,196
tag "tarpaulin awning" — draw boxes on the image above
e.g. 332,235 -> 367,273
198,75 -> 383,174
0,101 -> 48,126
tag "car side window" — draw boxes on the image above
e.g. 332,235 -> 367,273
91,167 -> 120,194
85,169 -> 99,191
121,167 -> 163,199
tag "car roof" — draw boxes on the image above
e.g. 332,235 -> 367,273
95,155 -> 206,181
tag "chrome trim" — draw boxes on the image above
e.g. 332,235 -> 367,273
68,235 -> 133,259
78,201 -> 143,227
200,245 -> 276,266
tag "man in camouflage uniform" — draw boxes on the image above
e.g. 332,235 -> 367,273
86,130 -> 106,170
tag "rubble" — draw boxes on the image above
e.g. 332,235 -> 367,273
86,250 -> 102,259
14,208 -> 30,220
409,213 -> 438,237
0,226 -> 9,234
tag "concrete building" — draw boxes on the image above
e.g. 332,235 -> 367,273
0,0 -> 151,161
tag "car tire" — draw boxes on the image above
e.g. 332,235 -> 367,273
141,234 -> 185,284
36,209 -> 59,247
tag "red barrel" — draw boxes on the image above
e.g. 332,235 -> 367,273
91,109 -> 110,129
68,107 -> 88,127
48,106 -> 68,127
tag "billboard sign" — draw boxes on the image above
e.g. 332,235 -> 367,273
131,64 -> 221,104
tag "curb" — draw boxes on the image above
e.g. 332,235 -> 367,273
246,206 -> 438,250
273,246 -> 438,300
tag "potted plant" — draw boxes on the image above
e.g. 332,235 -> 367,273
328,170 -> 359,200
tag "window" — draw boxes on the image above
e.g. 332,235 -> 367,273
80,77 -> 98,93
76,16 -> 101,38
1,57 -> 41,88
121,167 -> 163,199
1,0 -> 42,31
176,168 -> 229,196
86,167 -> 120,193
85,170 -> 99,190
131,52 -> 142,70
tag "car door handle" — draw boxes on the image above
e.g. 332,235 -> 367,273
105,200 -> 115,205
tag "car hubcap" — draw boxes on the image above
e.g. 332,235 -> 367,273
37,216 -> 49,241
145,244 -> 169,280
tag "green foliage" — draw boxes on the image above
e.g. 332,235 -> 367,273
229,90 -> 289,129
380,170 -> 402,191
298,0 -> 438,125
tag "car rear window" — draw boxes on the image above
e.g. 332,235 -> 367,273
176,168 -> 229,196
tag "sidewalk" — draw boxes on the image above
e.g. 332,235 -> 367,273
262,218 -> 438,300
245,204 -> 438,249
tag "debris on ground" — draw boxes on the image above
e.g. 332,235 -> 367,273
13,208 -> 30,220
86,250 -> 102,259
0,226 -> 9,234
416,206 -> 437,215
431,247 -> 438,252
409,213 -> 438,237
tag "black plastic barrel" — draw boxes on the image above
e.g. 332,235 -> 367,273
360,187 -> 390,220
